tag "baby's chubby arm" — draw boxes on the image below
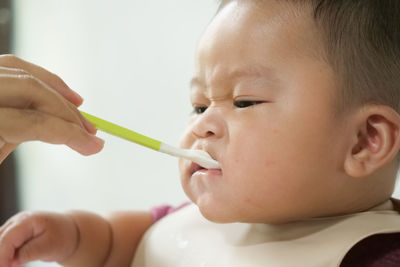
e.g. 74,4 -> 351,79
0,54 -> 104,163
0,210 -> 153,267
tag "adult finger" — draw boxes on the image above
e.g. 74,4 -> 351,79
0,144 -> 18,165
0,60 -> 97,134
0,73 -> 97,134
0,66 -> 29,76
0,55 -> 83,107
0,108 -> 104,156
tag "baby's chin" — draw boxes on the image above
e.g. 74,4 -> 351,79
198,208 -> 288,224
196,200 -> 307,224
191,196 -> 234,223
195,200 -> 262,224
197,205 -> 239,223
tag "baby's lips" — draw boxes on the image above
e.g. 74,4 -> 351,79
190,162 -> 203,175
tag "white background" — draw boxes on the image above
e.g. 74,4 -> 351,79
10,1 -> 400,267
13,1 -> 217,266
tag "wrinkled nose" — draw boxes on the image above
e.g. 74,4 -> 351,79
191,108 -> 225,140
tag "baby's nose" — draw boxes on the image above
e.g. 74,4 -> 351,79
191,108 -> 225,139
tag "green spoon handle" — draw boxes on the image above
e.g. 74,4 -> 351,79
80,111 -> 162,151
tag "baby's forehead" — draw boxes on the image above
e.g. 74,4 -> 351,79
190,64 -> 282,93
195,1 -> 325,81
201,2 -> 322,56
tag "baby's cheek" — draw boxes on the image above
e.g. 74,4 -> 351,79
178,157 -> 189,176
179,127 -> 195,149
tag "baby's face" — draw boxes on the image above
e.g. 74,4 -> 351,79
179,1 -> 351,223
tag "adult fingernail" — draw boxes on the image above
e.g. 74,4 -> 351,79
64,84 -> 83,106
72,91 -> 84,106
83,135 -> 104,155
92,135 -> 105,147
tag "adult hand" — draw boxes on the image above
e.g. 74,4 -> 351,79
0,54 -> 104,163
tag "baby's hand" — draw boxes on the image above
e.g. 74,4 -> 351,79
0,54 -> 104,163
0,211 -> 79,267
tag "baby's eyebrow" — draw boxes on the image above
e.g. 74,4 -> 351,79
190,65 -> 279,90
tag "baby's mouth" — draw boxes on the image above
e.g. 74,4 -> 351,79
189,162 -> 222,176
190,163 -> 204,175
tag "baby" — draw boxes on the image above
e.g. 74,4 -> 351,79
1,0 -> 400,266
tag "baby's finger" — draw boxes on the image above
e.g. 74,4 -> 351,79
0,219 -> 15,239
0,219 -> 35,267
14,238 -> 46,266
15,225 -> 66,265
0,240 -> 14,267
0,55 -> 83,106
0,108 -> 104,156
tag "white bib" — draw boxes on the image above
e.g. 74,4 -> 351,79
132,200 -> 400,267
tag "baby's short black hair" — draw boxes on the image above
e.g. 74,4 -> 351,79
218,0 -> 400,113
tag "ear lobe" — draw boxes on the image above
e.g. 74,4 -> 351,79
344,109 -> 400,178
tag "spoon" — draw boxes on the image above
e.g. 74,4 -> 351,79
80,111 -> 221,169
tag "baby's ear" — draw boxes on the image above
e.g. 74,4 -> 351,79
344,105 -> 400,177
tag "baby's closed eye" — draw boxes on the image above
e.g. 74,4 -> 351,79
192,100 -> 265,114
192,105 -> 208,114
234,100 -> 265,108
